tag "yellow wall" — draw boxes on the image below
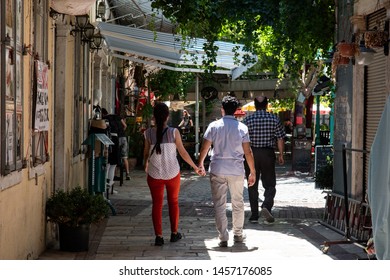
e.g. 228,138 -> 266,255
0,0 -> 88,259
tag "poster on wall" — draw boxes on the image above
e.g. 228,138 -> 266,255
16,0 -> 22,44
34,61 -> 49,131
6,0 -> 13,37
16,53 -> 22,103
6,48 -> 14,101
6,111 -> 15,166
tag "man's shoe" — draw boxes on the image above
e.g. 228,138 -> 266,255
218,241 -> 228,247
126,175 -> 130,180
170,232 -> 182,242
233,234 -> 246,243
249,215 -> 259,224
261,208 -> 275,223
155,236 -> 164,246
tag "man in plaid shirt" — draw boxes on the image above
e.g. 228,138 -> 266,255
243,96 -> 285,223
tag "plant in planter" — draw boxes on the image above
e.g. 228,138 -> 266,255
314,156 -> 334,190
331,51 -> 350,77
364,29 -> 388,49
337,41 -> 357,58
46,186 -> 109,252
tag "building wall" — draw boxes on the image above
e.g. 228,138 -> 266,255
0,0 -> 54,259
0,0 -> 92,259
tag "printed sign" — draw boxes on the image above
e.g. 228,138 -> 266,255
34,61 -> 49,131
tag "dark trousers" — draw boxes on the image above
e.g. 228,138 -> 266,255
245,147 -> 276,217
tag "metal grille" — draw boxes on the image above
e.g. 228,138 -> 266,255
364,8 -> 388,189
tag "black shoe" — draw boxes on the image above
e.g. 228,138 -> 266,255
249,215 -> 259,224
126,175 -> 130,180
170,232 -> 182,242
233,234 -> 246,243
155,236 -> 164,246
218,241 -> 228,247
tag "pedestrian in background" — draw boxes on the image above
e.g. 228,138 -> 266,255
102,108 -> 125,194
198,95 -> 256,247
178,109 -> 193,133
143,102 -> 201,246
243,96 -> 285,224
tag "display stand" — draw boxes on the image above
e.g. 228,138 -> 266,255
82,133 -> 116,215
292,138 -> 312,172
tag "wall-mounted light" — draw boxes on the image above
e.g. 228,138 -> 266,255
49,8 -> 61,20
76,14 -> 90,30
82,23 -> 96,45
96,1 -> 106,21
3,33 -> 11,46
90,30 -> 104,52
22,44 -> 31,56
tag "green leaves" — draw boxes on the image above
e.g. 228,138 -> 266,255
150,0 -> 335,82
46,186 -> 109,227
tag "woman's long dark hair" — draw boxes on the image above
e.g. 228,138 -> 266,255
153,102 -> 170,154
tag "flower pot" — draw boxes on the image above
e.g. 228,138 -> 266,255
337,42 -> 356,58
59,224 -> 90,252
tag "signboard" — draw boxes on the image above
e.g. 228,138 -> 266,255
292,139 -> 312,172
34,61 -> 49,131
315,145 -> 333,172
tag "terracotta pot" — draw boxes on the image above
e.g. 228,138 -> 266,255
338,55 -> 350,65
337,42 -> 356,58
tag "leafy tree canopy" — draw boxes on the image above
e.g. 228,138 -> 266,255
150,0 -> 335,82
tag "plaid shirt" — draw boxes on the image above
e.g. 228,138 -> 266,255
243,110 -> 285,148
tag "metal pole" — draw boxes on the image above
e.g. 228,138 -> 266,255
195,75 -> 199,159
315,95 -> 321,145
342,143 -> 350,239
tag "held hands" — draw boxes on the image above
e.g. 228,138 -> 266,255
196,164 -> 207,176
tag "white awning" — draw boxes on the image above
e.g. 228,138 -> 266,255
50,0 -> 95,15
97,22 -> 257,80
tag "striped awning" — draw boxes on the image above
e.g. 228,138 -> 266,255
97,22 -> 257,80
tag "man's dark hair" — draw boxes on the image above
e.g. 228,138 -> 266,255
254,96 -> 268,110
222,95 -> 239,115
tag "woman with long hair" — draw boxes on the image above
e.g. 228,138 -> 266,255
143,102 -> 201,246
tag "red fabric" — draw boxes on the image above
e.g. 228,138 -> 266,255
147,173 -> 181,236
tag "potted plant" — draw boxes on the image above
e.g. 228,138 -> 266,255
364,29 -> 388,48
331,51 -> 350,76
337,41 -> 357,58
314,157 -> 334,190
46,186 -> 109,252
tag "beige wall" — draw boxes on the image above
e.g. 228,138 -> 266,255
0,0 -> 89,259
355,0 -> 390,15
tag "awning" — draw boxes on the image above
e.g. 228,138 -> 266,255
97,22 -> 257,80
50,0 -> 95,15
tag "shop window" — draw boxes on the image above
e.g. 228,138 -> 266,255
1,0 -> 24,175
31,0 -> 49,166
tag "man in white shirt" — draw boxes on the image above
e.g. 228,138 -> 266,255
198,95 -> 256,247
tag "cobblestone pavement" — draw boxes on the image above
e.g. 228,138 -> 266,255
39,160 -> 369,260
